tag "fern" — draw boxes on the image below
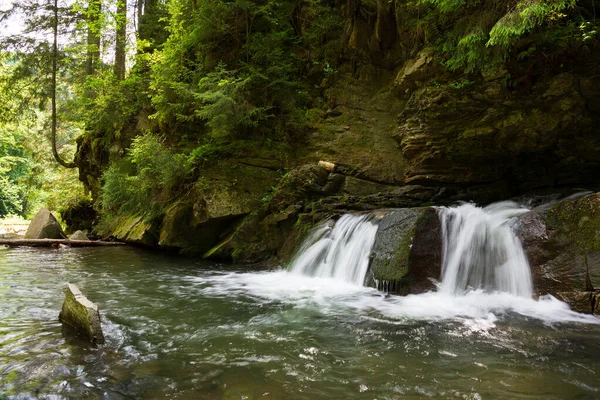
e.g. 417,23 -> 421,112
487,0 -> 576,48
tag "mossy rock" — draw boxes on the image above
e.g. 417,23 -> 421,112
516,192 -> 600,297
58,283 -> 104,345
109,215 -> 161,247
69,230 -> 90,241
370,208 -> 422,281
546,193 -> 600,252
554,292 -> 594,314
369,207 -> 441,293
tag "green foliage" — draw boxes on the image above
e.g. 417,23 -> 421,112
149,0 -> 342,141
78,72 -> 146,141
420,0 -> 465,13
449,78 -> 475,89
188,142 -> 227,166
487,0 -> 575,48
443,29 -> 489,72
414,0 -> 590,72
192,65 -> 269,137
99,134 -> 190,218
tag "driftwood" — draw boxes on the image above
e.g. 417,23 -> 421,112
0,239 -> 126,247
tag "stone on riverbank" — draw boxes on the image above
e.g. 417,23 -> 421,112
24,208 -> 66,240
69,230 -> 90,241
58,283 -> 105,345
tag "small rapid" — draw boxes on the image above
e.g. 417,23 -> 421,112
283,202 -> 599,326
439,201 -> 533,297
288,214 -> 379,285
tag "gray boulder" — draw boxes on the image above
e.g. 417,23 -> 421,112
58,283 -> 105,344
69,230 -> 90,241
24,208 -> 66,239
369,207 -> 442,294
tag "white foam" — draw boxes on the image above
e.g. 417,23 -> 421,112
190,271 -> 600,326
288,214 -> 379,285
439,202 -> 533,297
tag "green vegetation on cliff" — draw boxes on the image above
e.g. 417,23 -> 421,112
1,0 -> 599,246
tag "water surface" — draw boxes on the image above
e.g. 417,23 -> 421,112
1,247 -> 599,399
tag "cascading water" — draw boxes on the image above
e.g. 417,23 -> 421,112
289,214 -> 379,285
438,201 -> 533,297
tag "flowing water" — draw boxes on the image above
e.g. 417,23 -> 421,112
1,210 -> 600,399
289,214 -> 378,285
439,202 -> 533,297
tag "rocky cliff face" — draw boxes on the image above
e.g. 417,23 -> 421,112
74,0 -> 600,305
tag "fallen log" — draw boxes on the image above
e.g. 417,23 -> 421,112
0,239 -> 126,247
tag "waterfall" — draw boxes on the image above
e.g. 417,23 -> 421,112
289,214 -> 379,285
438,202 -> 533,297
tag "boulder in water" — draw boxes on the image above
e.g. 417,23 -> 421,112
24,208 -> 66,239
516,193 -> 600,295
58,283 -> 105,345
369,207 -> 442,294
69,230 -> 90,241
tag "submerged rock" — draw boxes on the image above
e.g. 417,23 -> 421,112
24,208 -> 66,240
58,284 -> 105,345
69,230 -> 90,241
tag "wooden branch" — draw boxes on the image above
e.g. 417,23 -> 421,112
0,239 -> 126,247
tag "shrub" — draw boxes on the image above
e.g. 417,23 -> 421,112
99,134 -> 190,218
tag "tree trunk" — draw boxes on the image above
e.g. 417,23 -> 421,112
85,0 -> 102,76
137,0 -> 143,31
0,239 -> 126,247
114,0 -> 127,80
51,0 -> 77,169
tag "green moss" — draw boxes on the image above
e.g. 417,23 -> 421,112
374,226 -> 414,281
97,214 -> 158,246
546,194 -> 600,252
370,208 -> 426,281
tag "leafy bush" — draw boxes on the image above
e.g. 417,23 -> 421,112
148,0 -> 343,142
413,0 -> 592,72
99,134 -> 190,218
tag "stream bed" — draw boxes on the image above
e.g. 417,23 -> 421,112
1,246 -> 600,399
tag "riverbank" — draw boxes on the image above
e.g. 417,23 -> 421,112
0,216 -> 29,239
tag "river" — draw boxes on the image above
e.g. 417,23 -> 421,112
1,246 -> 600,399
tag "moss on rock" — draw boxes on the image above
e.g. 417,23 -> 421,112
58,283 -> 104,345
546,193 -> 600,252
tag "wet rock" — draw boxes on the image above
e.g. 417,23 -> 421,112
593,292 -> 600,315
554,292 -> 593,314
69,230 -> 90,241
109,215 -> 161,247
24,208 -> 66,240
370,207 -> 442,294
370,208 -> 424,284
58,283 -> 105,345
407,207 -> 443,292
395,48 -> 438,92
342,176 -> 397,196
516,192 -> 600,303
396,72 -> 600,192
